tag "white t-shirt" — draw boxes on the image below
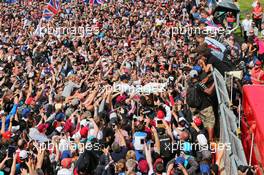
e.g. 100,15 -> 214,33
242,19 -> 252,32
57,168 -> 73,175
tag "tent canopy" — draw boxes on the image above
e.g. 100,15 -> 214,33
213,0 -> 240,14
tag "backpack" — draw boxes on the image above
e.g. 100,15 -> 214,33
159,134 -> 172,158
186,82 -> 202,109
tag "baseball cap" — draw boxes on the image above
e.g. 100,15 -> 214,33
80,119 -> 89,127
179,117 -> 186,123
138,159 -> 149,173
61,158 -> 72,169
193,65 -> 202,73
193,117 -> 203,127
19,150 -> 28,160
2,131 -> 11,139
61,150 -> 72,160
55,113 -> 65,121
37,123 -> 49,133
156,110 -> 165,119
21,108 -> 31,118
63,120 -> 73,132
255,60 -> 262,66
116,95 -> 127,104
80,126 -> 89,138
11,125 -> 20,132
197,134 -> 208,147
109,114 -> 118,125
189,70 -> 198,78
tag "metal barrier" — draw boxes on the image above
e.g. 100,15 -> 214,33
212,68 -> 230,106
212,68 -> 247,174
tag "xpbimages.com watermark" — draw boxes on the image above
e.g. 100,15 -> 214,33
33,140 -> 231,154
163,141 -> 231,153
34,141 -> 101,153
38,25 -> 100,37
170,26 -> 228,37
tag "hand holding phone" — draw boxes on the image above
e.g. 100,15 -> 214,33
140,139 -> 145,144
7,146 -> 16,158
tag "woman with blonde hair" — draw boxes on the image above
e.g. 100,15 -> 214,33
125,150 -> 136,160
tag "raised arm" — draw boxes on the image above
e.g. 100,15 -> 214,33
151,126 -> 160,154
26,79 -> 33,99
10,153 -> 17,175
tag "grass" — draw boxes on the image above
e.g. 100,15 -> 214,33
239,0 -> 264,18
233,0 -> 264,42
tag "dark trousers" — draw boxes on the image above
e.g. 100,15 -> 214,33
244,31 -> 248,42
254,18 -> 262,31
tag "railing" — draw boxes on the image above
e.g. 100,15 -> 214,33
212,68 -> 247,174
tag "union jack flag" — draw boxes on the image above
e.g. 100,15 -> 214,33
43,0 -> 60,20
89,0 -> 104,5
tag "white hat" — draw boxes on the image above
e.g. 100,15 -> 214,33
56,126 -> 63,133
124,42 -> 129,47
72,132 -> 81,140
189,70 -> 198,78
11,125 -> 20,132
179,117 -> 186,123
197,134 -> 208,147
169,76 -> 174,81
80,119 -> 89,127
19,150 -> 28,160
109,112 -> 117,120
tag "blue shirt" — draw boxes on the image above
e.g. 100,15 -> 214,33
0,104 -> 18,131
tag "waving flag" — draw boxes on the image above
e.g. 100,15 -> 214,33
5,0 -> 17,3
43,0 -> 60,20
89,0 -> 104,5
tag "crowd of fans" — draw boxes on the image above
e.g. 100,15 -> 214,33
0,0 -> 262,174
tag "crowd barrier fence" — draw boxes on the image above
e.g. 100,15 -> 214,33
212,68 -> 247,174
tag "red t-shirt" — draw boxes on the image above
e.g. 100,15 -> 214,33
253,6 -> 263,19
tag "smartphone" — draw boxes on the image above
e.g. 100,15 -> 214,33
8,146 -> 16,158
